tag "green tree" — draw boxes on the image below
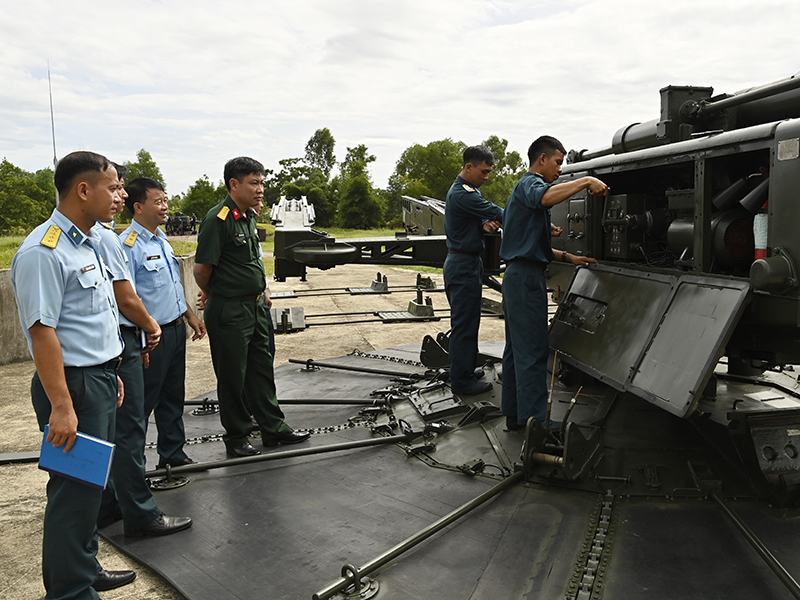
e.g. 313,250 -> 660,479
304,128 -> 336,179
337,174 -> 381,229
479,135 -> 525,207
388,138 -> 464,201
306,186 -> 335,227
336,145 -> 381,228
384,138 -> 464,224
0,159 -> 55,234
340,144 -> 376,179
124,149 -> 165,187
178,175 -> 226,219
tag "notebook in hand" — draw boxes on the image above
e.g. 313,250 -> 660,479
38,425 -> 115,490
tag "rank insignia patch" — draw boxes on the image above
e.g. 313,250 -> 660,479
462,184 -> 475,192
217,206 -> 230,220
232,208 -> 241,220
40,225 -> 61,249
124,231 -> 138,247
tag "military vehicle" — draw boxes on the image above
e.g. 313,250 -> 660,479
100,73 -> 800,600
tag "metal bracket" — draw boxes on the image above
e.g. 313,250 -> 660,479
457,401 -> 502,427
419,334 -> 449,369
403,442 -> 436,457
458,458 -> 486,476
331,564 -> 380,600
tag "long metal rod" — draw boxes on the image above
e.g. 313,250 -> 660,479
711,492 -> 800,599
288,358 -> 422,378
313,470 -> 524,600
145,434 -> 410,478
185,398 -> 378,406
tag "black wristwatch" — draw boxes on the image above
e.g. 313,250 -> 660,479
561,251 -> 568,262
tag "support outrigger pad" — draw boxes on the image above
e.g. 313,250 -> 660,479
347,272 -> 390,295
149,464 -> 191,491
191,398 -> 219,416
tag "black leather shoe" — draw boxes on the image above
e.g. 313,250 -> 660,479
226,441 -> 261,457
453,380 -> 493,396
92,569 -> 137,591
263,430 -> 311,447
124,513 -> 193,537
157,457 -> 194,469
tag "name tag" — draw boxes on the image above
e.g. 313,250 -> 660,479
146,255 -> 162,261
81,264 -> 96,274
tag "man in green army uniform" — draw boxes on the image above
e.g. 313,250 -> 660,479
194,156 -> 309,457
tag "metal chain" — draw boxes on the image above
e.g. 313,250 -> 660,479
564,492 -> 619,600
145,415 -> 379,449
348,348 -> 425,368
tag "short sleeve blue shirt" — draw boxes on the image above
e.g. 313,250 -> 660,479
92,222 -> 131,282
119,220 -> 187,325
499,172 -> 555,264
11,209 -> 123,367
444,176 -> 504,254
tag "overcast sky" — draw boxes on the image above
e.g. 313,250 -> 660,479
1,0 -> 798,196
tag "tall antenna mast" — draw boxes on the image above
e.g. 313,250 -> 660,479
47,59 -> 57,167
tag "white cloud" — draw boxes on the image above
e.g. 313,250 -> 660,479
0,0 -> 797,195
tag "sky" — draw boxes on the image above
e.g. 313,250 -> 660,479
1,0 -> 798,197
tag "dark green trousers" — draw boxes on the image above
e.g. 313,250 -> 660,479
100,328 -> 161,528
205,295 -> 290,446
31,365 -> 117,600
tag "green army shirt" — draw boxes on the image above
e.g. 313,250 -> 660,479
195,195 -> 266,297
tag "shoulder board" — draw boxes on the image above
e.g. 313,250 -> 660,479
123,231 -> 138,247
40,225 -> 61,249
217,206 -> 230,221
101,222 -> 114,230
462,184 -> 475,192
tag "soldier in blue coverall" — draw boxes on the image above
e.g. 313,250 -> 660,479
444,145 -> 503,395
11,151 -> 134,599
500,136 -> 607,430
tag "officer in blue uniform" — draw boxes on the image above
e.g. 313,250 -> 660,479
500,136 -> 606,430
94,168 -> 193,538
120,177 -> 206,468
444,145 -> 503,395
11,151 -> 133,599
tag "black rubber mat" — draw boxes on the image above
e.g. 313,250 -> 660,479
101,346 -> 800,600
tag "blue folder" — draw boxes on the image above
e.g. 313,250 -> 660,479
38,425 -> 115,489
